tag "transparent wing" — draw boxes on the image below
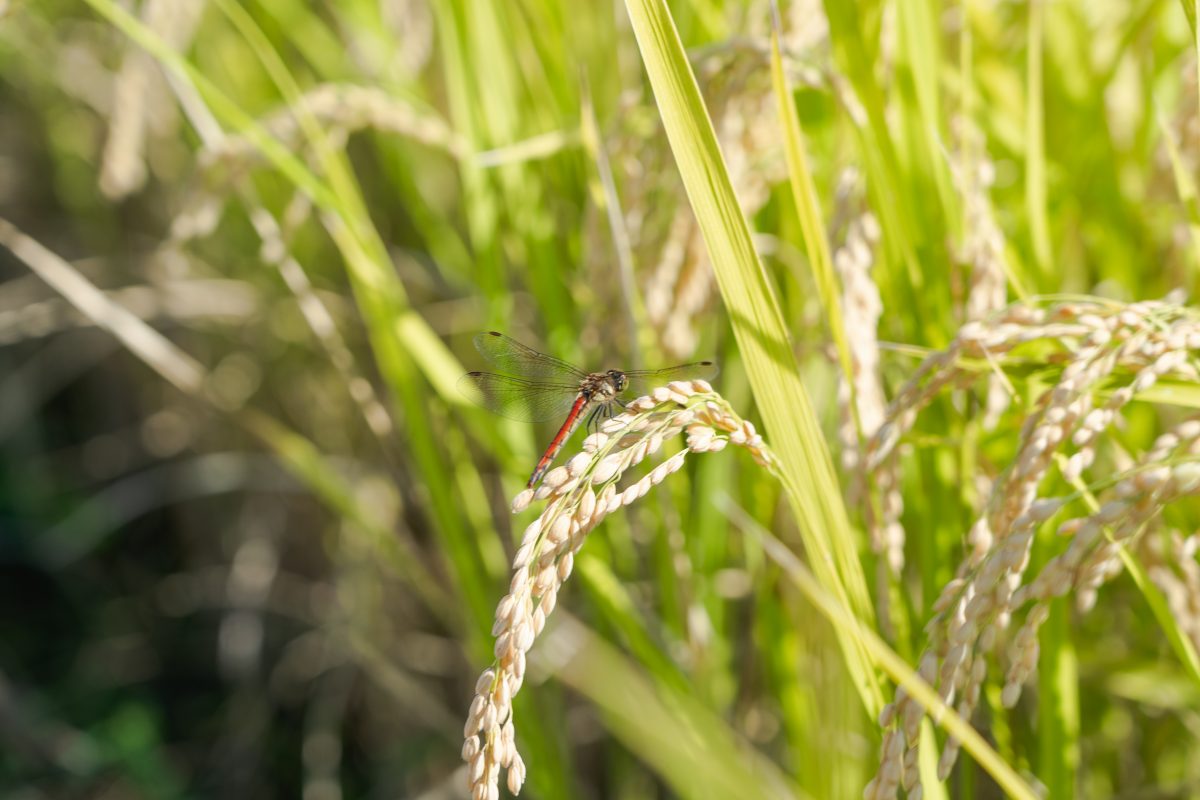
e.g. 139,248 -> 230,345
622,360 -> 718,394
458,371 -> 580,423
474,331 -> 587,382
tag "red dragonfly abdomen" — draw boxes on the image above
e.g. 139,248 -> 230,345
527,393 -> 589,488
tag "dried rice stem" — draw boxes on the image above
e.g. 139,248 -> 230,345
199,83 -> 468,175
99,0 -> 205,199
157,66 -> 396,442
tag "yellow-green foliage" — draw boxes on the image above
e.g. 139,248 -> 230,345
3,1 -> 1200,799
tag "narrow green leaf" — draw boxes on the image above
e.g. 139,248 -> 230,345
1036,598 -> 1079,799
1116,545 -> 1200,689
895,0 -> 955,224
576,555 -> 691,694
740,514 -> 1040,800
1057,454 -> 1200,691
918,720 -> 950,800
623,0 -> 884,716
545,614 -> 809,800
1026,0 -> 1051,274
1157,107 -> 1200,293
768,26 -> 857,428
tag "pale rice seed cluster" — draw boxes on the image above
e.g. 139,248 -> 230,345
863,134 -> 1012,592
835,209 -> 885,475
1139,527 -> 1200,656
461,380 -> 774,800
831,208 -> 898,585
1001,421 -> 1200,704
99,0 -> 205,200
955,126 -> 1011,430
864,298 -> 1200,800
641,64 -> 780,358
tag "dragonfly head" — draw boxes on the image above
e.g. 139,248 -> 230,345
607,370 -> 628,393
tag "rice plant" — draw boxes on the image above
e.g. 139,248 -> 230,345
3,1 -> 1200,798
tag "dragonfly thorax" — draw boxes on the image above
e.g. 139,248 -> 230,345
581,370 -> 627,401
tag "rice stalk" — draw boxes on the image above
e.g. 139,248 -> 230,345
462,380 -> 774,799
1025,0 -> 1051,274
636,48 -> 786,358
622,0 -> 882,716
0,278 -> 257,347
864,296 -> 1200,798
730,508 -> 1037,800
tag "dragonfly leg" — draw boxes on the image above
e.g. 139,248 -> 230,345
585,404 -> 602,433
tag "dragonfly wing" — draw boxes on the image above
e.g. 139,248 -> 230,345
474,331 -> 587,382
458,372 -> 580,423
623,360 -> 718,395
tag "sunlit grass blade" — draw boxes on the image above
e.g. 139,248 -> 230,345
82,0 -> 508,631
1025,0 -> 1051,274
544,614 -> 809,800
767,24 -> 856,426
917,722 -> 950,800
580,82 -> 647,364
1037,599 -> 1079,799
1156,110 -> 1200,290
245,0 -> 351,79
1116,544 -> 1200,688
821,2 -> 926,320
0,215 -> 451,618
430,0 -> 581,341
576,555 -> 692,694
895,0 -> 955,226
731,505 -> 1039,800
622,0 -> 883,715
1057,454 -> 1200,690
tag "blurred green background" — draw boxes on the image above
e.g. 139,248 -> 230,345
3,0 -> 1200,798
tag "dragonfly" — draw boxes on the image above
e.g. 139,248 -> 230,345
459,331 -> 716,488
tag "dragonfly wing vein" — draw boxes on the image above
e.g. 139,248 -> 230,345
458,372 -> 581,423
474,331 -> 588,382
622,360 -> 718,394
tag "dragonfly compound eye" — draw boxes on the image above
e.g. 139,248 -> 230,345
609,370 -> 628,392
